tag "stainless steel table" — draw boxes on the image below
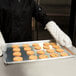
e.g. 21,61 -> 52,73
0,46 -> 76,76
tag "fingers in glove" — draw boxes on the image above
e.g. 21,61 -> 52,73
63,36 -> 72,47
58,39 -> 65,46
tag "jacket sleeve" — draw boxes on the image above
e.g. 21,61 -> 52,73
30,0 -> 50,27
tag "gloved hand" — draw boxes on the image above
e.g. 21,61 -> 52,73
0,31 -> 6,56
45,21 -> 72,48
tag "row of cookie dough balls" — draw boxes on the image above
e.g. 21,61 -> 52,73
12,45 -> 23,61
28,52 -> 68,60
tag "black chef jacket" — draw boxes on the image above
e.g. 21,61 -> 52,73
0,0 -> 50,43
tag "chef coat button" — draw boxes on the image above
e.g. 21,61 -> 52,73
39,7 -> 42,11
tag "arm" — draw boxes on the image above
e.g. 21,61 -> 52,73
30,0 -> 72,47
45,21 -> 72,47
0,10 -> 6,56
30,0 -> 50,27
0,31 -> 6,56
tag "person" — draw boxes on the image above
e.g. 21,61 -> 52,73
0,0 -> 72,56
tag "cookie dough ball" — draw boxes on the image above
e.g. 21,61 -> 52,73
60,52 -> 68,56
46,49 -> 55,53
26,51 -> 34,55
39,55 -> 48,59
32,43 -> 39,47
37,50 -> 45,55
53,45 -> 60,49
43,42 -> 50,46
50,43 -> 56,46
29,55 -> 37,60
13,48 -> 21,52
35,46 -> 41,50
56,48 -> 64,53
12,45 -> 19,48
43,46 -> 50,49
13,57 -> 23,61
50,53 -> 58,58
24,47 -> 31,51
23,44 -> 30,47
13,52 -> 22,57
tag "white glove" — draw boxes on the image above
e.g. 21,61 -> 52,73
0,31 -> 6,56
45,21 -> 72,48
